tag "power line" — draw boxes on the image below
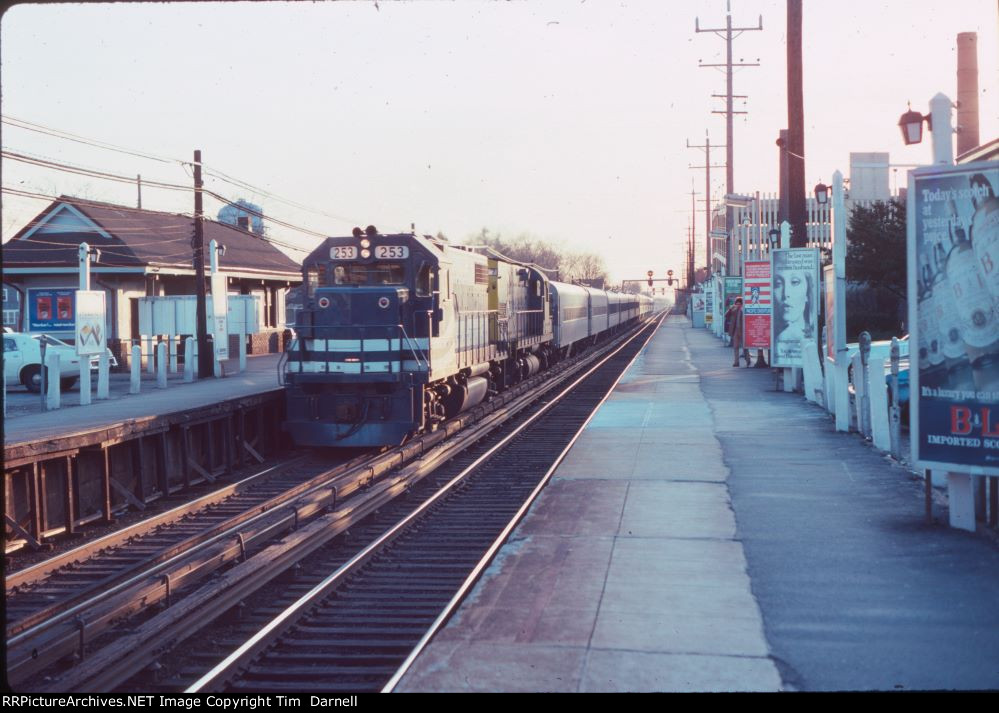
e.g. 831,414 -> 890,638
1,114 -> 186,165
3,114 -> 361,230
695,0 -> 763,273
202,166 -> 360,226
2,149 -> 192,192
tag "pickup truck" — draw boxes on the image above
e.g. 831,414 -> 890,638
3,332 -> 117,392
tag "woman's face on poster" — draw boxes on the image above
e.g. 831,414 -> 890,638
775,268 -> 808,323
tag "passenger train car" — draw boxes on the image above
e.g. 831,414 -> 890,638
284,227 -> 653,447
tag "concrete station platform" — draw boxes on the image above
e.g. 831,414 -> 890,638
3,354 -> 284,447
398,314 -> 999,692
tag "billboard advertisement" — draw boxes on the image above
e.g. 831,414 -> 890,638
724,277 -> 743,310
908,160 -> 999,474
691,290 -> 706,328
770,248 -> 820,367
75,290 -> 107,356
28,288 -> 75,331
743,261 -> 771,349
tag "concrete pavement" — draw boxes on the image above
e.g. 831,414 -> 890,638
3,353 -> 284,446
398,315 -> 781,692
398,314 -> 999,692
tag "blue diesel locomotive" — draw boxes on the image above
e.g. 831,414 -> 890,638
283,227 -> 652,447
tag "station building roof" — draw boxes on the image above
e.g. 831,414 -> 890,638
3,196 -> 301,281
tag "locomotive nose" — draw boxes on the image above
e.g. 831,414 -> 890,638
314,287 -> 409,326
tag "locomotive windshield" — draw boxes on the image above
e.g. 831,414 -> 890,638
331,262 -> 405,285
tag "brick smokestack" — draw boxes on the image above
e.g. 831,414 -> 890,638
956,32 -> 980,157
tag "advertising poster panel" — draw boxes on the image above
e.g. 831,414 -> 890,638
28,288 -> 75,331
770,248 -> 820,367
691,290 -> 706,328
743,261 -> 771,349
75,290 -> 107,356
704,281 -> 714,327
908,160 -> 999,474
724,277 -> 743,310
823,264 -> 835,360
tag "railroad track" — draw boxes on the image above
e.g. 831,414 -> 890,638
12,314 -> 663,692
185,313 -> 663,693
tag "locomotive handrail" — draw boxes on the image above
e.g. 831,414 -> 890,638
399,322 -> 429,370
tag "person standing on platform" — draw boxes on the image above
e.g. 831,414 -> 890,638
725,297 -> 750,367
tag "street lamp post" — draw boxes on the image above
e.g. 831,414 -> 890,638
897,93 -> 955,166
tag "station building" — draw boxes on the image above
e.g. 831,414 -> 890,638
2,195 -> 302,366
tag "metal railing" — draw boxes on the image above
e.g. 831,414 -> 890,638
286,323 -> 430,376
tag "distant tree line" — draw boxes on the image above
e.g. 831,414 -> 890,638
465,228 -> 610,287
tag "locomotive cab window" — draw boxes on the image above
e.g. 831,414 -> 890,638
332,262 -> 405,285
416,263 -> 432,297
305,266 -> 320,296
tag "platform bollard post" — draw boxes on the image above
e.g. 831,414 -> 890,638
947,472 -> 976,531
170,336 -> 179,373
46,350 -> 61,410
184,337 -> 195,383
868,355 -> 891,451
79,358 -> 92,406
889,338 -> 901,460
146,336 -> 155,374
97,352 -> 110,400
157,342 -> 168,388
130,345 -> 141,394
858,332 -> 872,438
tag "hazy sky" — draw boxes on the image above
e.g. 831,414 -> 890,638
2,1 -> 996,284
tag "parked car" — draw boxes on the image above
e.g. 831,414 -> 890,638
845,335 -> 910,425
3,332 -> 117,392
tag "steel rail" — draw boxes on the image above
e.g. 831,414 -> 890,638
383,310 -> 667,691
5,455 -> 310,591
187,314 -> 664,693
8,344 -> 583,653
19,316 -> 658,691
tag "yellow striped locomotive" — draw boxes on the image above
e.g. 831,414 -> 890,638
283,227 -> 652,447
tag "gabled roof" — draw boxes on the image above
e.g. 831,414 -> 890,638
3,196 -> 301,278
957,137 -> 999,164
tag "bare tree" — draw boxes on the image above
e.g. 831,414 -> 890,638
468,228 -> 608,285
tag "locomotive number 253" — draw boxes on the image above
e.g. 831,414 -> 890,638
330,246 -> 358,260
375,246 -> 409,259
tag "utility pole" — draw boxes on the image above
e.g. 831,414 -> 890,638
687,132 -> 725,277
786,0 -> 807,247
192,150 -> 212,379
137,175 -> 142,210
696,0 -> 763,269
688,218 -> 696,290
776,129 -> 790,225
689,184 -> 701,285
